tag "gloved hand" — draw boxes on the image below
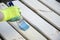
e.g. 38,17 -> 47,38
0,6 -> 21,22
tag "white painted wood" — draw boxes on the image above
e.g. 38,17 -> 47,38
0,2 -> 46,40
0,3 -> 8,9
21,0 -> 60,30
0,22 -> 25,40
0,3 -> 25,40
0,39 -> 1,40
13,1 -> 60,40
39,0 -> 60,15
9,21 -> 47,40
6,1 -> 46,40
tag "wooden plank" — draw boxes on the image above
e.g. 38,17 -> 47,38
13,1 -> 60,40
21,0 -> 60,30
7,1 -> 47,40
39,0 -> 60,15
0,3 -> 25,40
0,22 -> 25,40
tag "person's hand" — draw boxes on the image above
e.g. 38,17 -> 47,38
0,12 -> 4,21
0,6 -> 21,22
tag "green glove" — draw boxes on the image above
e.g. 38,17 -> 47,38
0,6 -> 21,22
